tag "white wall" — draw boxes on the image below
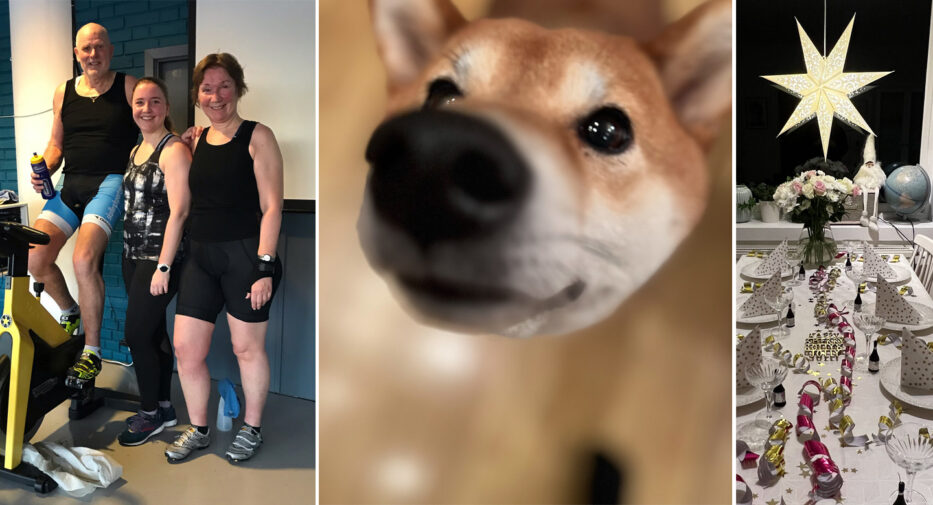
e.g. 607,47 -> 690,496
195,0 -> 316,201
9,0 -> 78,314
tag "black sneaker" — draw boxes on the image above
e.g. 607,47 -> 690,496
118,410 -> 164,446
65,351 -> 101,388
125,405 -> 177,427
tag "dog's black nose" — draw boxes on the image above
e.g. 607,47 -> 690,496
365,109 -> 530,247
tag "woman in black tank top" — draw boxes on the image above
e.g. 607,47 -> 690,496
168,53 -> 284,463
118,77 -> 192,447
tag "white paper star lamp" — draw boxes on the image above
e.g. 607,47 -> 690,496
761,15 -> 892,158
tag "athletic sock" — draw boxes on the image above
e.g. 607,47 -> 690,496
82,345 -> 101,356
158,401 -> 172,408
141,408 -> 157,416
245,423 -> 261,434
62,304 -> 80,316
195,425 -> 209,435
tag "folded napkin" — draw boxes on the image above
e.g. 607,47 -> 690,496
900,328 -> 933,391
876,278 -> 921,324
755,240 -> 788,276
861,241 -> 897,279
740,272 -> 781,318
736,327 -> 763,389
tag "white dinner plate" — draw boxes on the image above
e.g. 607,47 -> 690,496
880,357 -> 933,409
736,386 -> 765,407
740,261 -> 795,281
863,302 -> 933,332
845,262 -> 912,284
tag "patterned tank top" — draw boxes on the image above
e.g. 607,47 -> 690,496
123,133 -> 184,261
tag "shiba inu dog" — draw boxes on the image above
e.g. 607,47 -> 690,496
358,0 -> 732,337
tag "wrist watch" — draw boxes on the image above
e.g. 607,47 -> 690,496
258,254 -> 275,263
157,263 -> 171,273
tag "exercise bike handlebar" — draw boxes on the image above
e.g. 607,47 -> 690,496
0,222 -> 50,246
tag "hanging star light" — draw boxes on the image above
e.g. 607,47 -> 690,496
761,15 -> 892,158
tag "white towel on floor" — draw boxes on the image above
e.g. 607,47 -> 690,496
21,441 -> 122,497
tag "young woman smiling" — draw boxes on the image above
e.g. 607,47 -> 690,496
118,77 -> 191,446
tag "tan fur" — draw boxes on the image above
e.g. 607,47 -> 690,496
320,0 -> 732,502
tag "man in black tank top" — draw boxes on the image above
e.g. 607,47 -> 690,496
27,23 -> 139,387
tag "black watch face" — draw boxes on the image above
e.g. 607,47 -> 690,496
159,265 -> 169,272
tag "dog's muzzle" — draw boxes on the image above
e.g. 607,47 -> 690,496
364,109 -> 531,248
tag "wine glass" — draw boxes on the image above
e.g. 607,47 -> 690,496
886,422 -> 933,504
853,311 -> 886,371
765,284 -> 795,338
736,358 -> 788,452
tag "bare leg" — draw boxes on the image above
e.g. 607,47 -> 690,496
228,315 -> 270,427
174,315 -> 214,426
28,219 -> 76,310
71,223 -> 110,347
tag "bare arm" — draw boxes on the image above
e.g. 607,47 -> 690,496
150,138 -> 192,295
123,73 -> 138,106
157,139 -> 192,266
249,123 -> 284,257
43,83 -> 66,172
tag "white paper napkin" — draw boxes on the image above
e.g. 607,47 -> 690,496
876,278 -> 921,324
740,272 -> 782,318
861,241 -> 897,279
755,240 -> 788,276
736,327 -> 763,390
900,328 -> 933,391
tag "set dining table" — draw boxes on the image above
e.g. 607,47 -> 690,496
736,249 -> 933,504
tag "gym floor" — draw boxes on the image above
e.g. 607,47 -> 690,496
0,364 -> 316,504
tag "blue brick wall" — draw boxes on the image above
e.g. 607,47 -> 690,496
75,0 -> 189,361
0,0 -> 15,192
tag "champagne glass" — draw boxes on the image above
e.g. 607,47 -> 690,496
886,422 -> 933,504
736,358 -> 788,452
765,284 -> 794,338
853,311 -> 885,371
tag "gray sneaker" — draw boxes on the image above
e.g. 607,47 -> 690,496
225,425 -> 262,463
165,426 -> 210,463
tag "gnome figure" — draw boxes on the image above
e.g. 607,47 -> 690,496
854,134 -> 886,231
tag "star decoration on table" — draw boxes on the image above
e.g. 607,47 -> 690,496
798,462 -> 809,470
761,15 -> 892,158
857,449 -> 863,454
786,488 -> 793,494
842,468 -> 849,473
753,493 -> 759,500
800,468 -> 812,478
835,496 -> 846,503
767,499 -> 779,505
851,468 -> 858,473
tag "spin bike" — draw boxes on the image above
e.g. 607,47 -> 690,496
0,221 -> 137,493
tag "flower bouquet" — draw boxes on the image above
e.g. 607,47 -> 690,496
773,170 -> 861,265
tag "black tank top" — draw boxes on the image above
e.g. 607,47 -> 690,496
124,133 -> 184,261
61,72 -> 139,176
188,121 -> 262,241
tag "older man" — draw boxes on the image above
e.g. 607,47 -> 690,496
29,23 -> 139,387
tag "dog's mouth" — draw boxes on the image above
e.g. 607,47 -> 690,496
396,274 -> 586,311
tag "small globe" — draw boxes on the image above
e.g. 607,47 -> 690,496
884,165 -> 931,217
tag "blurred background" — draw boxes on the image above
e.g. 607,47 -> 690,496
319,0 -> 732,502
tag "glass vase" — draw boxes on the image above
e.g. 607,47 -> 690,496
799,223 -> 837,267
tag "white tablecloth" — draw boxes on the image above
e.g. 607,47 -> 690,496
736,254 -> 933,504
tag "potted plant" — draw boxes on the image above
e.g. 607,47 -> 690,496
751,182 -> 779,222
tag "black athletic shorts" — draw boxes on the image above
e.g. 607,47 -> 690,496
175,236 -> 283,323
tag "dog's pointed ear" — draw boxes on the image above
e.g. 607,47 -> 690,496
647,0 -> 732,149
370,0 -> 467,90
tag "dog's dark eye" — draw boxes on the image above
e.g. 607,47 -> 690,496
424,79 -> 463,109
578,106 -> 634,154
